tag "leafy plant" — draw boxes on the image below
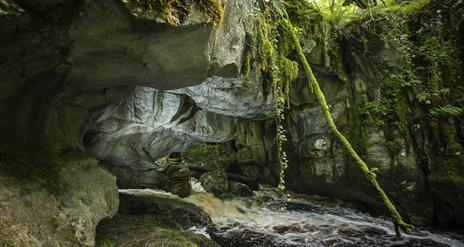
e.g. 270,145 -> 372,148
430,105 -> 464,118
360,101 -> 390,126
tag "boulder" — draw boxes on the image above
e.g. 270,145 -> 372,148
118,190 -> 212,229
199,170 -> 229,198
96,215 -> 219,247
0,154 -> 118,247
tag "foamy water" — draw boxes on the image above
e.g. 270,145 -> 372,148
119,187 -> 464,246
184,187 -> 464,247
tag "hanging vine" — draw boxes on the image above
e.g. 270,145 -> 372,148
243,1 -> 299,191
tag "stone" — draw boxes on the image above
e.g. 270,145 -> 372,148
118,190 -> 212,229
159,164 -> 192,198
0,154 -> 118,247
96,215 -> 219,247
229,182 -> 253,197
199,170 -> 229,198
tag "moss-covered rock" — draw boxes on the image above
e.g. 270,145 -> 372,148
96,190 -> 219,247
199,170 -> 229,198
121,0 -> 223,26
0,153 -> 119,247
96,215 -> 219,247
118,191 -> 212,229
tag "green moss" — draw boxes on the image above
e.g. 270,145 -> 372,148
242,1 -> 310,190
121,0 -> 223,26
429,170 -> 464,198
198,0 -> 223,26
283,0 -> 322,29
50,217 -> 60,228
242,52 -> 251,78
278,55 -> 299,107
182,143 -> 220,168
347,105 -> 369,152
100,240 -> 115,247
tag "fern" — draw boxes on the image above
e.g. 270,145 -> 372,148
430,105 -> 464,117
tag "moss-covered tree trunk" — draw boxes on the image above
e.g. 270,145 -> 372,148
283,19 -> 414,235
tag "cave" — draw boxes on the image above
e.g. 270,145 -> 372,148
1,0 -> 463,246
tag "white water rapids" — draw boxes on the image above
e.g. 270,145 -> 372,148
120,184 -> 464,247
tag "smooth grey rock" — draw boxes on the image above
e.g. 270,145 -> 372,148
170,76 -> 275,119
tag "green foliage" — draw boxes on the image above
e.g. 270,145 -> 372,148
308,0 -> 360,26
360,101 -> 390,126
283,0 -> 322,27
359,1 -> 463,129
366,0 -> 430,15
183,143 -> 220,168
301,0 -> 430,28
430,105 -> 464,118
254,0 -> 461,232
360,73 -> 413,127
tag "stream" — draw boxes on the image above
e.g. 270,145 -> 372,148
182,186 -> 464,247
119,186 -> 464,247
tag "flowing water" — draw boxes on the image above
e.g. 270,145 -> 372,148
183,186 -> 464,247
121,186 -> 464,247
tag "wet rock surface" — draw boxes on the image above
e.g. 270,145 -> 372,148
0,1 -> 263,245
0,0 -> 263,189
229,182 -> 253,197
